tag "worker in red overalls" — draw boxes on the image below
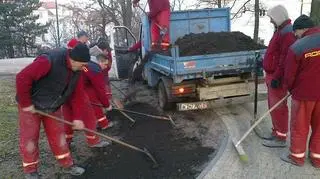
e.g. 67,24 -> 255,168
90,40 -> 123,129
63,39 -> 111,148
16,44 -> 90,178
67,30 -> 89,49
133,0 -> 171,51
262,5 -> 296,148
281,15 -> 320,168
83,54 -> 117,129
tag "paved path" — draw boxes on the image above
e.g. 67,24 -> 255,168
0,58 -> 33,74
198,99 -> 320,179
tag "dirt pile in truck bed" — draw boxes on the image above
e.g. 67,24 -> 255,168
76,103 -> 214,179
175,31 -> 266,56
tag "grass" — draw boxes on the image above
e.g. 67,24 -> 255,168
0,76 -> 19,157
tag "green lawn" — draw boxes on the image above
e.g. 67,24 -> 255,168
0,76 -> 19,157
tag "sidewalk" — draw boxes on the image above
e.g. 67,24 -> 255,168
198,100 -> 320,179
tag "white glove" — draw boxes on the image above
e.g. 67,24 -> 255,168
105,105 -> 112,111
72,120 -> 84,130
113,98 -> 124,109
22,105 -> 36,114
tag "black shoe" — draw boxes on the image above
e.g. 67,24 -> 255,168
89,140 -> 111,148
280,151 -> 304,167
262,138 -> 287,148
25,172 -> 39,179
62,165 -> 85,176
262,133 -> 276,141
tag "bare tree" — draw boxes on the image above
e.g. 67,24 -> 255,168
171,0 -> 186,10
196,0 -> 232,8
310,0 -> 320,25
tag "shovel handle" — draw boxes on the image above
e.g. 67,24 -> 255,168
35,110 -> 143,152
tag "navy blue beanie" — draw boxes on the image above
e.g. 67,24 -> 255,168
70,43 -> 90,62
293,15 -> 315,31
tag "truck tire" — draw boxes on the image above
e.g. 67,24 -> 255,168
158,81 -> 173,110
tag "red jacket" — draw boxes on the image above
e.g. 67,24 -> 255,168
134,0 -> 170,18
82,61 -> 111,107
284,27 -> 320,100
263,20 -> 296,80
16,55 -> 85,119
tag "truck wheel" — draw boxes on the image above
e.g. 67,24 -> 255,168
158,81 -> 173,110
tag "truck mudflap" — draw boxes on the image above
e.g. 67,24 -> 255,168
176,93 -> 267,111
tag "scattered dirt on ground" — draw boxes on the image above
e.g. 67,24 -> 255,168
76,102 -> 215,179
175,31 -> 266,56
0,77 -> 225,179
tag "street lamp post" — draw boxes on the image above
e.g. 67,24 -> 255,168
55,0 -> 60,47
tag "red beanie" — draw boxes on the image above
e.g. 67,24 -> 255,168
67,38 -> 79,49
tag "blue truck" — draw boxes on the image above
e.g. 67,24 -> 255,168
108,8 -> 266,111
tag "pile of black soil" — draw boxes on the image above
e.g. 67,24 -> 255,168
77,103 -> 214,179
175,31 -> 266,56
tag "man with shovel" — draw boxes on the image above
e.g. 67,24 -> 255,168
16,44 -> 90,178
132,0 -> 171,51
281,15 -> 320,168
63,40 -> 114,148
262,5 -> 296,147
82,53 -> 119,129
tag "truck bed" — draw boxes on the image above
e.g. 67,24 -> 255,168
149,49 -> 266,83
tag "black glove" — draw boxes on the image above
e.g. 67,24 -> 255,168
271,79 -> 281,89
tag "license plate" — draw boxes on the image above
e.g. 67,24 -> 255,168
177,102 -> 208,111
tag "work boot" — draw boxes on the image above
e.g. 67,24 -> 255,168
89,140 -> 111,148
280,151 -> 304,167
103,121 -> 119,129
25,172 -> 39,179
62,165 -> 85,176
262,138 -> 287,148
262,132 -> 276,141
311,161 -> 320,169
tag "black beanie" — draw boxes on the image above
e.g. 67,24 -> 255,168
77,30 -> 88,38
293,15 -> 315,31
70,43 -> 90,62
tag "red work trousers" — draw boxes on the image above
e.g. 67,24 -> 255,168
266,74 -> 289,140
18,106 -> 73,174
90,95 -> 111,129
62,95 -> 100,146
151,9 -> 170,50
290,100 -> 320,167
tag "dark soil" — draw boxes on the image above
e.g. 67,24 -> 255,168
175,31 -> 266,56
76,103 -> 214,179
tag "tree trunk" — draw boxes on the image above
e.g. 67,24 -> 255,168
24,37 -> 28,57
217,0 -> 222,8
310,0 -> 320,26
253,0 -> 259,42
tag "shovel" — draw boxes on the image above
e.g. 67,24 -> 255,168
35,109 -> 159,167
91,103 -> 176,126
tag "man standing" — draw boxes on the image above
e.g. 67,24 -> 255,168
67,30 -> 89,49
281,15 -> 320,168
132,0 -> 171,51
262,5 -> 296,147
16,44 -> 90,178
76,30 -> 89,45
